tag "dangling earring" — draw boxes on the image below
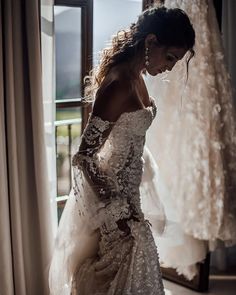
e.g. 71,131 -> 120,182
145,47 -> 150,67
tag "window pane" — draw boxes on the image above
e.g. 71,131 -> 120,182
54,6 -> 82,99
56,106 -> 82,121
93,0 -> 142,66
56,107 -> 82,197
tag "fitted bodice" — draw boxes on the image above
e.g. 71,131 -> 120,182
97,103 -> 157,212
99,104 -> 156,167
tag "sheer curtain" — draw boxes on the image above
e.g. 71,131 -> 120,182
41,0 -> 58,239
0,0 -> 54,294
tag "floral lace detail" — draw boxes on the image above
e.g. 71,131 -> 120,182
70,101 -> 165,294
152,0 -> 236,242
72,115 -> 120,203
72,220 -> 164,295
72,115 -> 114,160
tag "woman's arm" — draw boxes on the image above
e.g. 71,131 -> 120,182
72,78 -> 132,204
72,114 -> 118,204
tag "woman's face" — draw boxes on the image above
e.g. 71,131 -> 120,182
145,34 -> 188,76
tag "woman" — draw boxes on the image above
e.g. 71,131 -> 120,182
49,6 -> 195,295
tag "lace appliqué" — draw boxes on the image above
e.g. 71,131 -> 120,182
72,115 -> 120,203
159,0 -> 236,242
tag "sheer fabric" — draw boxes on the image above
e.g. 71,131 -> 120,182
41,0 -> 58,239
49,99 -> 165,294
149,0 -> 236,244
141,146 -> 207,280
143,0 -> 236,279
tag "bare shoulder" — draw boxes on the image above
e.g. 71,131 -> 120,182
92,70 -> 133,122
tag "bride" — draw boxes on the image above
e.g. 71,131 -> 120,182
49,6 -> 195,295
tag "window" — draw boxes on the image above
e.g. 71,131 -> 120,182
54,0 -> 150,220
93,0 -> 143,66
54,0 -> 93,220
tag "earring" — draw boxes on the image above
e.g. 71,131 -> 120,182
145,47 -> 150,67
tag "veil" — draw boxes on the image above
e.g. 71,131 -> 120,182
141,146 -> 207,280
48,167 -> 101,294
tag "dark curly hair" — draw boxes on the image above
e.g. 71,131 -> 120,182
85,6 -> 195,100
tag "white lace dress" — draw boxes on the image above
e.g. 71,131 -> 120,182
48,99 -> 165,295
160,0 -> 236,245
143,0 -> 236,280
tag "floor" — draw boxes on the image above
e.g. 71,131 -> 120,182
163,275 -> 236,295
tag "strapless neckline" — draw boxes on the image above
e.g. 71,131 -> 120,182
90,96 -> 156,125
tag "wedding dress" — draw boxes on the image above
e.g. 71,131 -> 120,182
142,0 -> 236,279
160,0 -> 236,243
48,98 -> 165,294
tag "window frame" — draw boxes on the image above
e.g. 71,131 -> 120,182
54,0 -> 93,206
54,0 -> 93,129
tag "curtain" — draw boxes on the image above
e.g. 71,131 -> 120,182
222,0 -> 236,105
41,0 -> 58,240
210,0 -> 236,272
0,0 -> 54,294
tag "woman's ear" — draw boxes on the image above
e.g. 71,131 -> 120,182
145,34 -> 158,48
